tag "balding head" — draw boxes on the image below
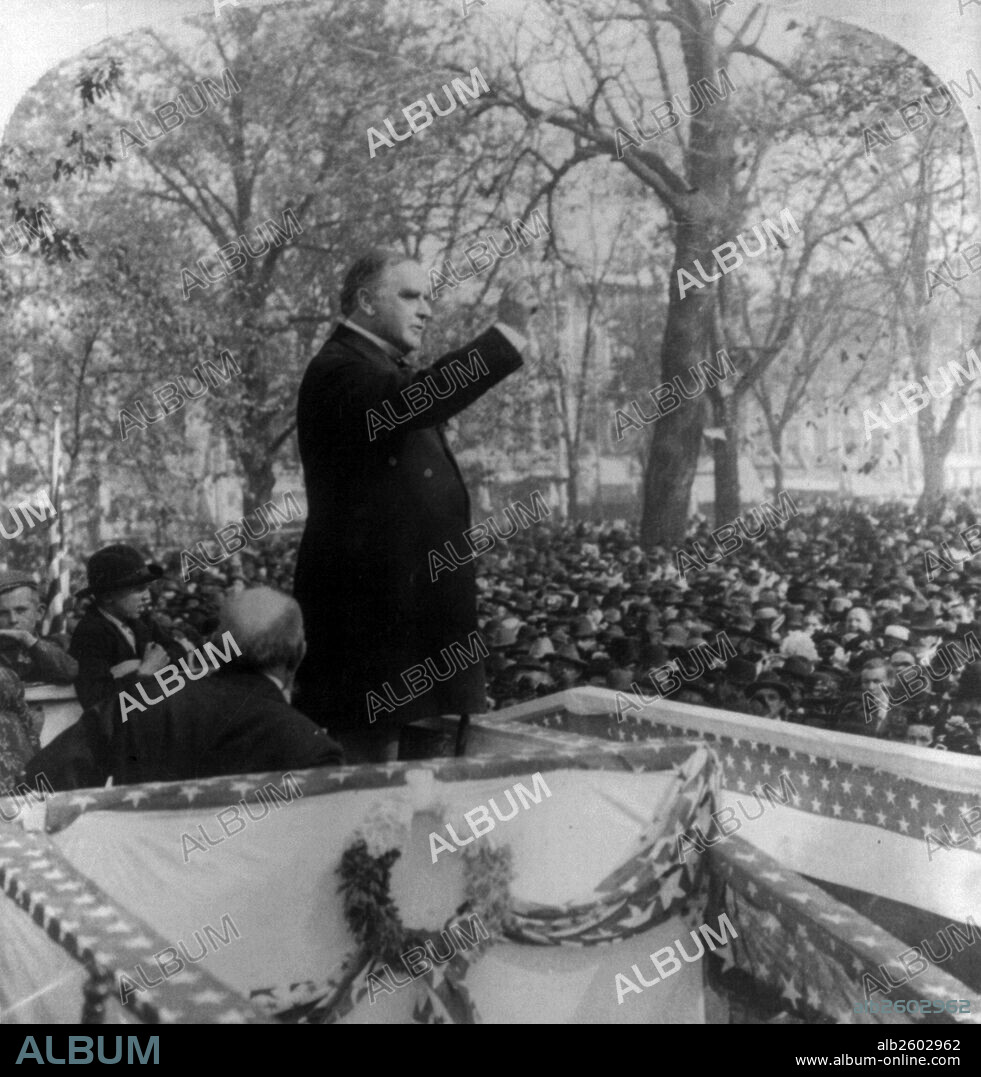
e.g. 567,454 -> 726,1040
341,250 -> 431,353
339,247 -> 408,316
218,587 -> 305,675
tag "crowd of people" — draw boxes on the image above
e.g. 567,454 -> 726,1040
2,497 -> 981,792
470,498 -> 981,755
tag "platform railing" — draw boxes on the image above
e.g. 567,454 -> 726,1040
24,683 -> 83,747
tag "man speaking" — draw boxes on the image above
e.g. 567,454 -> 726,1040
293,249 -> 536,762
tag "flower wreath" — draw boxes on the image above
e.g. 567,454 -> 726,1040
324,772 -> 514,1024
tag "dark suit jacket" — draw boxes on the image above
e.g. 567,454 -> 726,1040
21,666 -> 344,789
0,635 -> 77,685
293,324 -> 522,732
69,607 -> 188,710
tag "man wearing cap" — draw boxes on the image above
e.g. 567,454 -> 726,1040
69,545 -> 188,710
548,643 -> 587,689
0,571 -> 77,685
880,622 -> 911,654
293,249 -> 537,762
747,677 -> 792,720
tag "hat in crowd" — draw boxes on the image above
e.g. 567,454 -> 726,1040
607,669 -> 636,692
513,656 -> 548,672
933,719 -> 981,755
488,622 -> 520,649
78,544 -> 163,599
549,643 -> 588,670
748,627 -> 780,650
780,655 -> 815,686
663,624 -> 689,648
748,677 -> 793,702
811,667 -> 847,688
883,624 -> 911,643
953,661 -> 981,701
725,657 -> 758,685
507,594 -> 534,616
724,615 -> 756,638
573,616 -> 598,639
0,570 -> 39,597
587,653 -> 612,677
848,648 -> 881,671
786,583 -> 819,606
487,652 -> 515,675
528,636 -> 555,660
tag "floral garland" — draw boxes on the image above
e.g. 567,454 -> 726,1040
324,786 -> 514,1024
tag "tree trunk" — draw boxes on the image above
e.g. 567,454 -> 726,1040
915,380 -> 968,510
637,16 -> 734,549
712,392 -> 741,526
566,456 -> 580,521
640,236 -> 715,548
771,426 -> 784,494
240,448 -> 277,516
917,427 -> 947,510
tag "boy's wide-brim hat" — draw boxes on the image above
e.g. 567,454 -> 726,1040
77,544 -> 163,599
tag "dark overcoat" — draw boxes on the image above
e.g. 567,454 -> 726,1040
293,323 -> 522,733
21,666 -> 343,789
69,608 -> 188,710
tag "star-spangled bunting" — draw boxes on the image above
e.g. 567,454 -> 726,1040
249,740 -> 719,1021
0,822 -> 272,1023
5,693 -> 977,1025
707,836 -> 980,1025
514,707 -> 981,854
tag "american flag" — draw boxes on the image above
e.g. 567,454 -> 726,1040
482,688 -> 981,1016
707,836 -> 981,1025
500,688 -> 981,930
40,406 -> 69,636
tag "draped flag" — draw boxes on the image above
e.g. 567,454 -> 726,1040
489,690 -> 981,935
41,406 -> 68,637
481,690 -> 981,1009
0,747 -> 717,1024
705,836 -> 980,1025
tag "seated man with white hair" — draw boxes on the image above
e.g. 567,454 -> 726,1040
21,587 -> 343,789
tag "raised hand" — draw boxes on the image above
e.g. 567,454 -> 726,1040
497,278 -> 540,335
